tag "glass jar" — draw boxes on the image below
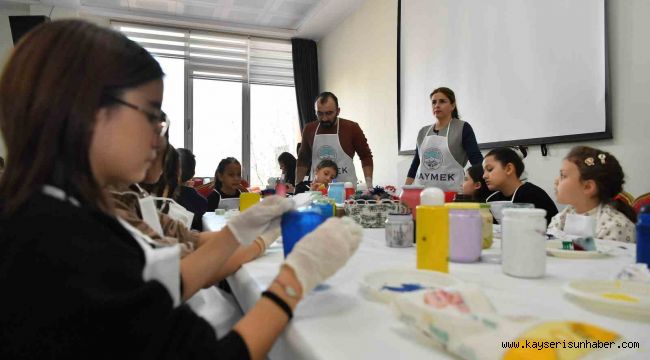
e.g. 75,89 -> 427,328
479,203 -> 494,249
445,203 -> 482,262
501,208 -> 547,278
385,213 -> 414,247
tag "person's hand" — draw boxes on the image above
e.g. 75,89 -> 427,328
283,217 -> 363,295
254,227 -> 281,255
309,182 -> 323,191
226,196 -> 294,245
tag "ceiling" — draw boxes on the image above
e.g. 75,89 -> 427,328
1,0 -> 365,39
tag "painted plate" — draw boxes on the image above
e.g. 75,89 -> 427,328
564,280 -> 650,319
360,268 -> 461,303
546,240 -> 610,259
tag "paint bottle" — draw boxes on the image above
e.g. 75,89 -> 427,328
445,203 -> 482,263
327,182 -> 345,204
311,198 -> 333,219
344,182 -> 355,200
416,187 -> 449,272
637,205 -> 650,268
479,203 -> 494,249
400,185 -> 425,220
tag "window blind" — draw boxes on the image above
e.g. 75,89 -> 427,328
112,21 -> 293,86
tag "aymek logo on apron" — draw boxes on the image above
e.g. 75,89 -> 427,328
317,145 -> 338,161
423,147 -> 443,170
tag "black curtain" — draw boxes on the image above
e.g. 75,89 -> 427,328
291,38 -> 319,131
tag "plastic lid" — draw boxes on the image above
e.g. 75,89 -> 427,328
502,208 -> 546,217
329,182 -> 344,187
388,213 -> 413,221
420,187 -> 444,205
444,202 -> 481,209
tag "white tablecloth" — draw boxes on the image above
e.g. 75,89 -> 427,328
204,213 -> 649,359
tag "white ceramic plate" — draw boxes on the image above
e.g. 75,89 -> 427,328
564,280 -> 650,319
360,268 -> 460,303
546,240 -> 610,259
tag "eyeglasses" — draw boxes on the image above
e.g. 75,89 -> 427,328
110,97 -> 169,137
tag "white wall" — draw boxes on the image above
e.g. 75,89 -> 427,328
0,5 -> 109,157
318,0 -> 401,188
318,0 -> 650,199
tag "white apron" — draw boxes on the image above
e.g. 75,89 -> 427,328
311,119 -> 358,184
485,183 -> 524,203
43,185 -> 181,307
117,218 -> 182,307
414,124 -> 464,192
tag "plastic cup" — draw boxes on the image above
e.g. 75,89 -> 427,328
281,209 -> 327,257
240,192 -> 261,212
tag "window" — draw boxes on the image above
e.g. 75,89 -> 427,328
193,79 -> 242,178
113,22 -> 299,185
250,84 -> 300,187
154,56 -> 185,149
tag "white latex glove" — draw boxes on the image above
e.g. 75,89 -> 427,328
283,217 -> 363,295
227,196 -> 294,245
254,227 -> 281,255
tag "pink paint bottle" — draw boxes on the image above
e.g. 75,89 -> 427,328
399,185 -> 425,220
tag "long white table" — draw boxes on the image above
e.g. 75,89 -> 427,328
204,213 -> 649,359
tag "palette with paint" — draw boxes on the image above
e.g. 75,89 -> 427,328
546,239 -> 611,259
360,268 -> 460,303
564,280 -> 650,320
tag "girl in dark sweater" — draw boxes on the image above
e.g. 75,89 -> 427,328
0,20 -> 361,359
483,147 -> 558,225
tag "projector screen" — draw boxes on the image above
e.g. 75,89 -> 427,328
398,0 -> 610,154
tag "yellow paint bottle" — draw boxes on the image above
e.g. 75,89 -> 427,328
416,188 -> 449,272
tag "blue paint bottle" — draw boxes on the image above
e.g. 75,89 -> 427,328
637,205 -> 650,268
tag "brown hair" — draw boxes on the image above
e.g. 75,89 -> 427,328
143,144 -> 180,200
0,20 -> 163,215
565,146 -> 636,222
214,157 -> 241,191
316,159 -> 338,178
430,87 -> 460,119
315,91 -> 339,108
485,147 -> 525,178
